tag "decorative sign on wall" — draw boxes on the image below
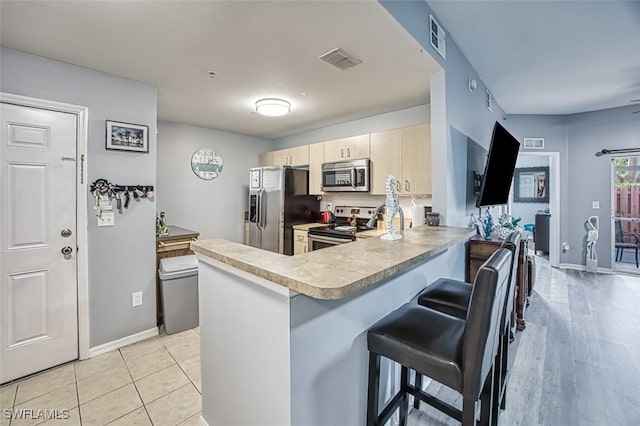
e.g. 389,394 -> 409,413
191,147 -> 223,180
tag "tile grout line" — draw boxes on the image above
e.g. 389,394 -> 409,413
164,346 -> 202,424
160,331 -> 202,398
115,347 -> 154,426
161,333 -> 202,424
73,360 -> 82,426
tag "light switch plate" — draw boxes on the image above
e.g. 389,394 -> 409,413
97,212 -> 115,226
592,201 -> 600,209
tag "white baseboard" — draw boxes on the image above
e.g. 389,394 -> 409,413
559,263 -> 613,274
199,415 -> 209,426
88,327 -> 159,358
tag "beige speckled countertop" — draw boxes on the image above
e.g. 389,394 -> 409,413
191,226 -> 474,300
292,223 -> 323,231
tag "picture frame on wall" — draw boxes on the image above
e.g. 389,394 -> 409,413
514,166 -> 549,203
105,120 -> 149,153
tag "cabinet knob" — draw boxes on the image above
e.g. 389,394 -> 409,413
396,181 -> 401,192
340,148 -> 344,158
405,180 -> 410,192
347,148 -> 350,158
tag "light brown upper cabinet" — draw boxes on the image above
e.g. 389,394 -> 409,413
370,129 -> 403,194
288,145 -> 310,166
402,124 -> 431,195
259,151 -> 273,166
309,142 -> 325,195
370,124 -> 431,196
324,134 -> 370,162
260,145 -> 310,167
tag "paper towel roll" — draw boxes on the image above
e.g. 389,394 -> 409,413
411,200 -> 425,227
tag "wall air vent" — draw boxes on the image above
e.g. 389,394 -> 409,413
319,48 -> 362,71
429,14 -> 446,59
523,138 -> 545,149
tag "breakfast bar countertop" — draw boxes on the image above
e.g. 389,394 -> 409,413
191,225 -> 474,300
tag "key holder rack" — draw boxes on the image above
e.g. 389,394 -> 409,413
89,179 -> 154,222
89,178 -> 154,198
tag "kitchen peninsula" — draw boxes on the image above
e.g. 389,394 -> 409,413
191,225 -> 474,426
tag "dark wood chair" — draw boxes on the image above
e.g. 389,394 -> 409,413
366,247 -> 512,426
615,220 -> 639,268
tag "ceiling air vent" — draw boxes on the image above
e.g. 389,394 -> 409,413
319,48 -> 362,71
429,14 -> 446,59
523,138 -> 545,149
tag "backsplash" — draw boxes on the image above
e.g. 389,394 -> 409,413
320,194 -> 432,221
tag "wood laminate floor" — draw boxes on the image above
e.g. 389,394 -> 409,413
410,256 -> 640,426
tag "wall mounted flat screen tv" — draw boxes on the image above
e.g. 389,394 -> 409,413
476,122 -> 521,207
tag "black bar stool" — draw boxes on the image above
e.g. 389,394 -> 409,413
414,231 -> 521,424
366,247 -> 512,426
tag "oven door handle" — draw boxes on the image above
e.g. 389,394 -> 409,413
308,234 -> 354,244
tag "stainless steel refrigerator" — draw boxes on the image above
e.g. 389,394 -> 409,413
248,166 -> 319,255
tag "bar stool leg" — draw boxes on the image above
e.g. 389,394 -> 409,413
367,352 -> 381,426
500,331 -> 509,410
462,396 -> 477,426
479,367 -> 494,426
491,351 -> 500,425
413,373 -> 423,409
399,366 -> 409,426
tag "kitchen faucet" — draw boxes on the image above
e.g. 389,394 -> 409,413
366,205 -> 405,230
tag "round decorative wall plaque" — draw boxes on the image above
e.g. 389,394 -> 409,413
191,147 -> 223,180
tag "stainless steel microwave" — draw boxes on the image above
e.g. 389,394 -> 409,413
321,159 -> 369,192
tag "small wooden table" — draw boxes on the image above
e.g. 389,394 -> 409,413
156,225 -> 199,325
467,236 -> 529,331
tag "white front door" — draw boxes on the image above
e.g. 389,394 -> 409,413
0,102 -> 78,383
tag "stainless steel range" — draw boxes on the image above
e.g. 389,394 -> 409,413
307,206 -> 378,251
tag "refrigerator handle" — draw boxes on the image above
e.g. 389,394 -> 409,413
260,189 -> 267,229
256,189 -> 264,231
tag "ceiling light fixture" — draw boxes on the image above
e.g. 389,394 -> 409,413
255,98 -> 291,117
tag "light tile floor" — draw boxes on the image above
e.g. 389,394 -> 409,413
1,328 -> 201,426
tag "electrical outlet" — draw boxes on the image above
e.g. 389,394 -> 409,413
132,291 -> 142,307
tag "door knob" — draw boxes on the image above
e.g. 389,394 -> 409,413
61,228 -> 72,238
61,246 -> 73,255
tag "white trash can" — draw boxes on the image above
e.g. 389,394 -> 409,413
158,255 -> 199,335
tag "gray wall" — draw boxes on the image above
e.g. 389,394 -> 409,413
505,106 -> 639,268
1,47 -> 158,346
381,0 -> 509,227
565,106 -> 639,268
156,121 -> 269,241
512,155 -> 550,226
